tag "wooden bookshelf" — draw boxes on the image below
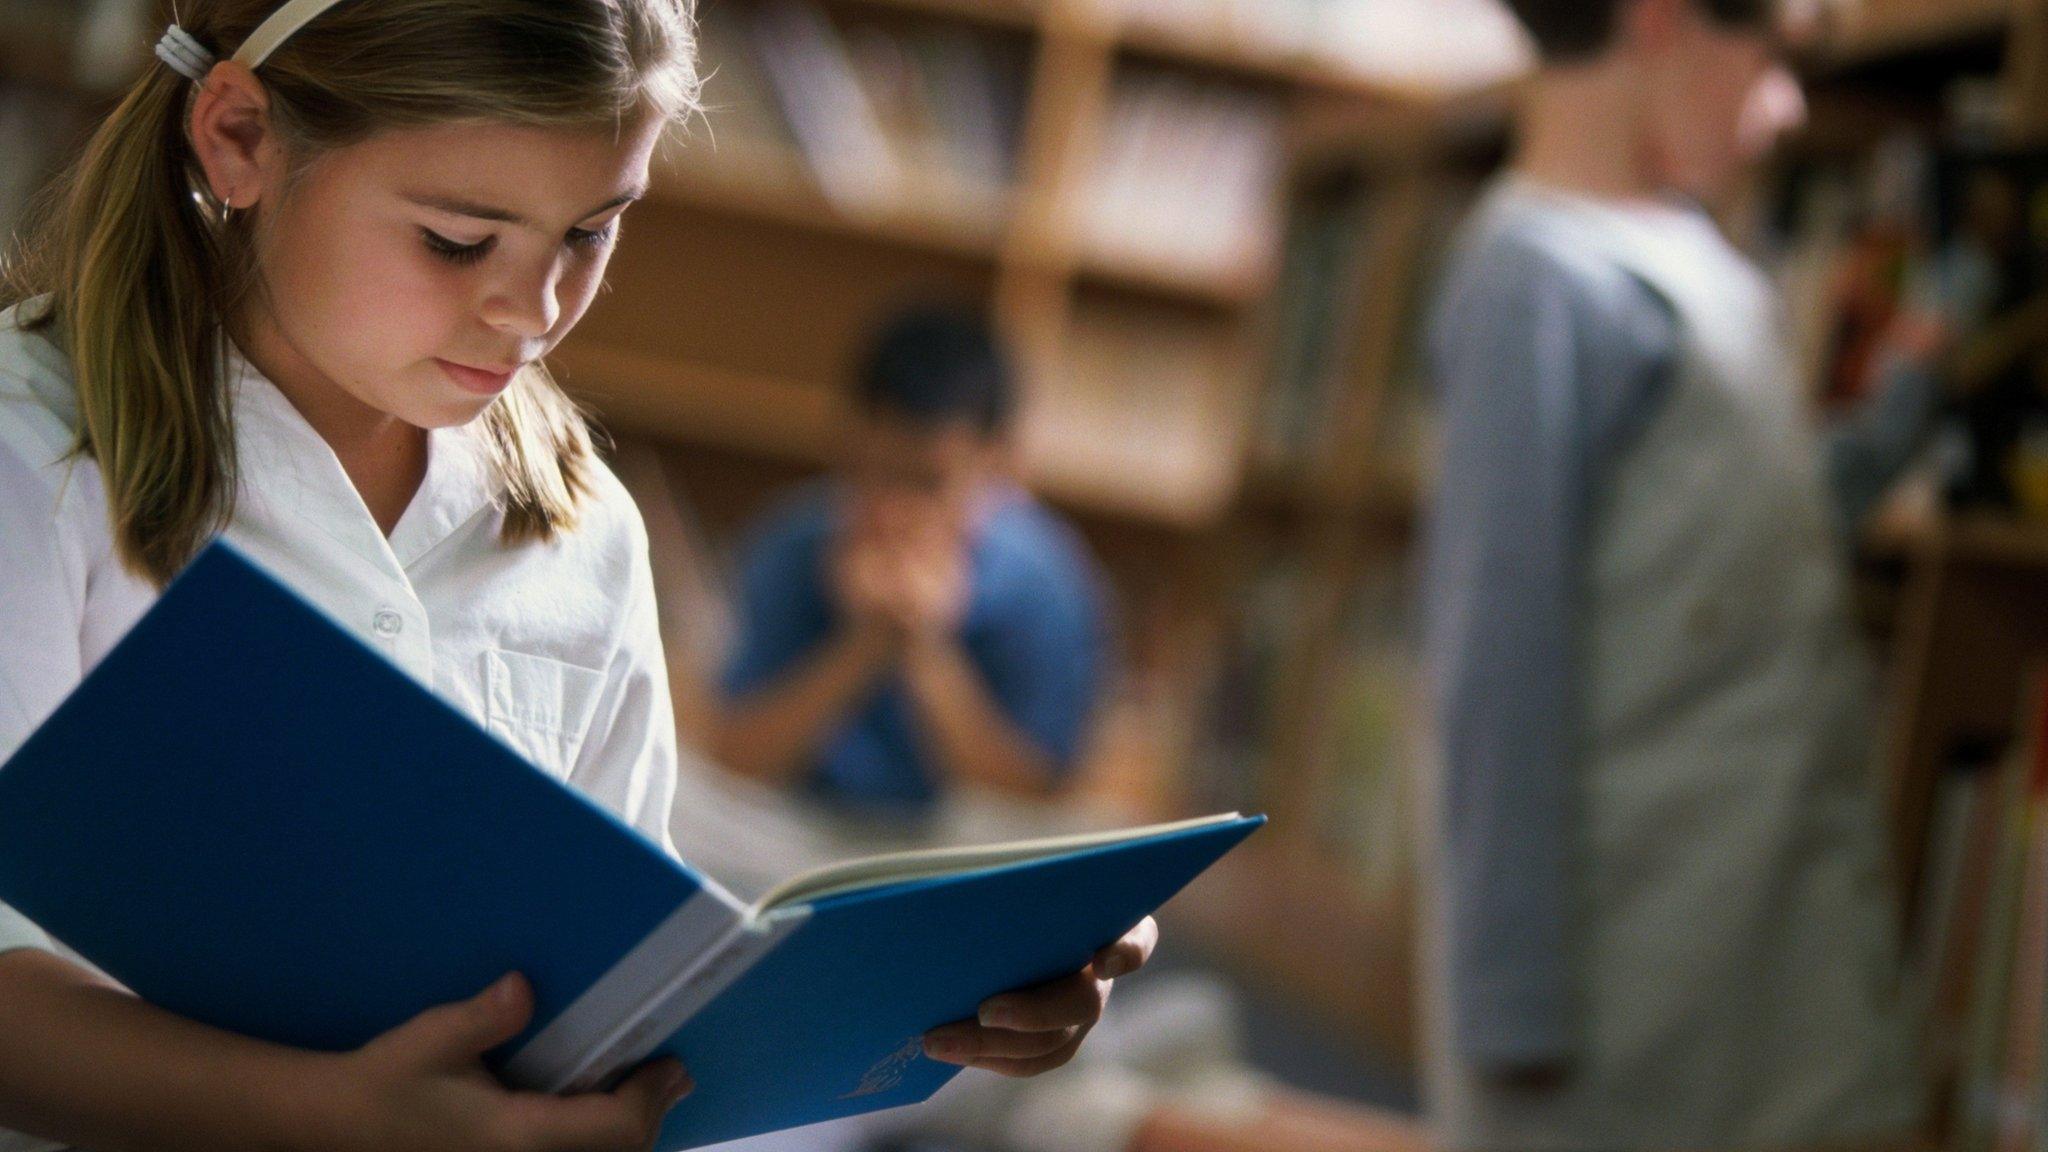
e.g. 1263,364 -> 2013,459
565,0 -> 1455,536
654,143 -> 1012,260
1223,0 -> 2048,1073
1822,0 -> 2016,66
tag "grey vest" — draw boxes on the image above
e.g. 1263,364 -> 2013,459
1423,185 -> 1924,1152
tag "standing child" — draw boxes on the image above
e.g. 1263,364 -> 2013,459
1420,1 -> 1942,1150
0,4 -> 1154,1150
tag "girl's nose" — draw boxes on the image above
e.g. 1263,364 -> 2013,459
481,258 -> 562,339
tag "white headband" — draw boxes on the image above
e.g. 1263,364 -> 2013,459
154,0 -> 356,83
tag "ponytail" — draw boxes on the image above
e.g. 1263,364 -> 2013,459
24,63 -> 243,584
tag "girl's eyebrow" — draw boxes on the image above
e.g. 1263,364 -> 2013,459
401,188 -> 648,229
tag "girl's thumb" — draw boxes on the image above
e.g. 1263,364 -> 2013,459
401,972 -> 534,1065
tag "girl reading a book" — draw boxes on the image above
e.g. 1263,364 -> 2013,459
0,3 -> 1157,1150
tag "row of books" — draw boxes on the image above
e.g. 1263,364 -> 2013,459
0,0 -> 151,92
1182,546 -> 1418,892
1258,173 -> 1473,483
1094,0 -> 1531,90
693,1 -> 1288,288
1074,72 -> 1284,289
1910,678 -> 2048,1152
1020,293 -> 1249,522
694,0 -> 1029,215
1763,110 -> 2048,519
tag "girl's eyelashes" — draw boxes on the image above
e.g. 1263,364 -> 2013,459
567,223 -> 618,250
420,223 -> 618,266
422,228 -> 492,266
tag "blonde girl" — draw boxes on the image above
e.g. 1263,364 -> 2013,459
0,3 -> 1155,1150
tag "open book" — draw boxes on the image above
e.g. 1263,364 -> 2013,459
0,543 -> 1262,1150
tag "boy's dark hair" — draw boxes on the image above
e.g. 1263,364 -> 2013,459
854,308 -> 1016,436
1505,0 -> 1776,62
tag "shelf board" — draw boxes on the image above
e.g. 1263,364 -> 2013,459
1238,460 -> 1419,531
1091,14 -> 1463,102
550,343 -> 842,467
657,143 -> 1277,307
553,341 -> 1244,529
652,142 -> 1012,261
1071,246 -> 1274,310
1816,0 -> 2013,66
824,0 -> 1045,31
1863,508 -> 2048,571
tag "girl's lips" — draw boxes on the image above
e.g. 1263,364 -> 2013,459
437,359 -> 518,396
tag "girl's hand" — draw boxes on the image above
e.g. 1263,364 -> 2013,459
920,916 -> 1159,1078
320,973 -> 691,1152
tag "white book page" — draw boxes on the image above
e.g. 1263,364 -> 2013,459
751,812 -> 1244,914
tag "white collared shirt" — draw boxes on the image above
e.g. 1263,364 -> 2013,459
0,303 -> 680,1151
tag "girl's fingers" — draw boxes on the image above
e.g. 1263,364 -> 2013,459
510,1058 -> 692,1152
958,1036 -> 1088,1079
917,924 -> 1155,1075
1091,917 -> 1158,981
976,970 -> 1110,1033
381,972 -> 533,1067
923,1022 -> 1082,1065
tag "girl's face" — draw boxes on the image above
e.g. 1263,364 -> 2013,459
230,106 -> 664,432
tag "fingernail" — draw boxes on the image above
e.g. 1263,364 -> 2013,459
978,1003 -> 1019,1029
495,974 -> 522,1005
924,1035 -> 968,1061
665,1066 -> 694,1102
1099,955 -> 1131,980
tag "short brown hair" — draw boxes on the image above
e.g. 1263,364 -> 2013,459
1504,0 -> 1776,62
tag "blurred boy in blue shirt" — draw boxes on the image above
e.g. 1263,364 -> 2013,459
713,309 -> 1112,816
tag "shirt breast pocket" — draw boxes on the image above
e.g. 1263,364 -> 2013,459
482,649 -> 607,781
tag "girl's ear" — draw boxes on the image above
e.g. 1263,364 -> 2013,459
188,61 -> 282,212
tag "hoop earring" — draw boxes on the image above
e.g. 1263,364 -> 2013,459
219,191 -> 236,227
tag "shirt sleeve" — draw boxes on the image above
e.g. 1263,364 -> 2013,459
973,531 -> 1113,775
568,505 -> 681,860
1422,236 -> 1677,1073
1822,349 -> 1943,535
0,434 -> 78,958
719,500 -> 832,703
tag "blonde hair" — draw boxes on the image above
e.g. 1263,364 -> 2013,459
0,0 -> 700,585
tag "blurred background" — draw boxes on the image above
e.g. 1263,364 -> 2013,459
4,1 -> 2048,1149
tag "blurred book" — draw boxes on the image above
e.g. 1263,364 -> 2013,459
1022,294 -> 1248,522
1369,175 -> 1482,496
1089,0 -> 1531,90
1076,72 -> 1283,292
609,442 -> 736,749
1991,678 -> 2048,1152
1259,177 -> 1388,471
1183,549 -> 1305,815
747,0 -> 905,213
697,0 -> 1024,218
0,0 -> 149,92
1767,129 -> 2048,519
1934,675 -> 2048,1152
695,2 -> 802,156
1315,556 -> 1417,891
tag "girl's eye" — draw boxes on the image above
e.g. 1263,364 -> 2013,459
567,224 -> 616,251
423,229 -> 492,266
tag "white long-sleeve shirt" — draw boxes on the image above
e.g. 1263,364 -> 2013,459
0,303 -> 681,1152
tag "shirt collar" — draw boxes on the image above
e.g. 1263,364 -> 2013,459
226,347 -> 503,573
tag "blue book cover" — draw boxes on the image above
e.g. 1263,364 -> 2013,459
0,542 -> 1263,1149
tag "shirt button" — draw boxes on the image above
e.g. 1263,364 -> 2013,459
372,610 -> 405,638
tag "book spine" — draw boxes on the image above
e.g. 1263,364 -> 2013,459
502,885 -> 746,1092
556,907 -> 810,1095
